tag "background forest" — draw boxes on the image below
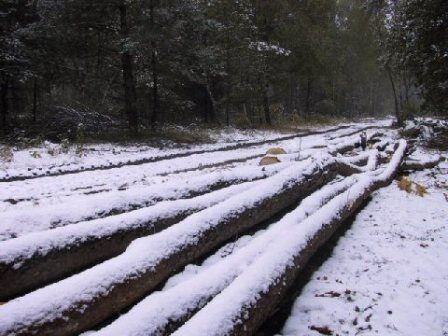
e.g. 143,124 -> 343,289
1,0 -> 447,139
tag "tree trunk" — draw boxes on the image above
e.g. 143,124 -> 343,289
243,103 -> 252,125
386,64 -> 402,126
32,78 -> 38,123
119,2 -> 139,136
149,0 -> 159,128
371,80 -> 378,116
403,70 -> 410,104
205,84 -> 216,123
188,81 -> 215,124
0,80 -> 8,130
305,76 -> 313,117
263,87 -> 271,125
150,49 -> 159,127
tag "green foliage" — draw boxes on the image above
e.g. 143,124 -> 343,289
1,0 -> 424,136
386,0 -> 448,116
403,0 -> 448,114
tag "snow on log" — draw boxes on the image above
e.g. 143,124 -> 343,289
93,177 -> 359,336
0,125 -> 353,183
402,153 -> 443,171
0,124 -> 368,215
0,156 -> 341,336
328,131 -> 382,155
335,151 -> 370,166
375,138 -> 391,151
334,150 -> 380,176
0,181 -> 257,301
173,140 -> 407,336
0,162 -> 289,240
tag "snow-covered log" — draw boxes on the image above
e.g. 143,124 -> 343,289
402,155 -> 443,171
0,126 -> 374,238
93,177 -> 359,336
375,138 -> 391,151
328,131 -> 382,155
0,162 -> 288,240
334,150 -> 380,176
173,140 -> 407,336
0,125 -> 354,183
0,181 -> 257,301
0,157 -> 341,336
0,135 -> 384,300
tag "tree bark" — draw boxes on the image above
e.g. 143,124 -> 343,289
149,0 -> 159,127
119,2 -> 139,135
263,86 -> 271,125
150,49 -> 159,127
402,156 -> 443,171
204,83 -> 216,123
386,64 -> 402,126
0,80 -> 8,130
32,78 -> 38,123
305,76 -> 313,117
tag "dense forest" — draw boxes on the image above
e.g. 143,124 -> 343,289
1,0 -> 447,139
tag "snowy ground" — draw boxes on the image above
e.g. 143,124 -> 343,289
282,160 -> 448,336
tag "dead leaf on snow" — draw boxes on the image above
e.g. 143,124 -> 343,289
266,147 -> 287,155
397,177 -> 412,193
415,183 -> 427,197
259,156 -> 281,166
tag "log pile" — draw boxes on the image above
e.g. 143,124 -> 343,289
2,123 -> 443,336
172,141 -> 407,336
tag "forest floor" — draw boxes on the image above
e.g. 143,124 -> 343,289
0,118 -> 446,336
